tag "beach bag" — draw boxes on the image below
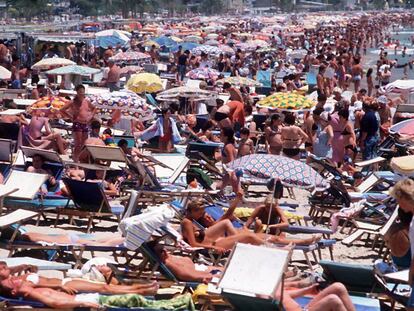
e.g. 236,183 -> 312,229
186,167 -> 213,189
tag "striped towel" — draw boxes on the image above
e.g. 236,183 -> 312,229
119,204 -> 174,250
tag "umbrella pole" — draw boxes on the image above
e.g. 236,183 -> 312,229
265,179 -> 277,236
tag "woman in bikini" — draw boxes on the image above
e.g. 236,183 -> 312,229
181,199 -> 320,253
339,109 -> 357,161
281,113 -> 309,160
265,114 -> 283,155
219,127 -> 237,164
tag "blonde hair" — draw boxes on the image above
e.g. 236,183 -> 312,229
390,178 -> 414,204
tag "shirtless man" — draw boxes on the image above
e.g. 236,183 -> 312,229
237,128 -> 254,157
26,115 -> 67,154
265,114 -> 283,155
0,262 -> 158,300
351,58 -> 363,93
60,84 -> 96,162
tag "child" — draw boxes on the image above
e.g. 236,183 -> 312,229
237,128 -> 254,157
101,128 -> 116,146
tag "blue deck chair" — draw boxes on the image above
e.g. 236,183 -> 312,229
145,93 -> 160,108
0,122 -> 20,151
114,135 -> 136,148
60,178 -> 124,232
186,141 -> 222,159
222,292 -> 283,311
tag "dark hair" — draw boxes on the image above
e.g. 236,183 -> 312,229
284,113 -> 296,125
161,108 -> 170,116
270,113 -> 281,122
202,120 -> 214,132
338,108 -> 349,120
359,88 -> 367,94
91,120 -> 101,130
117,139 -> 128,148
313,107 -> 324,116
75,84 -> 85,91
317,93 -> 327,102
222,82 -> 232,90
366,68 -> 373,77
221,127 -> 235,144
103,128 -> 112,135
240,127 -> 250,136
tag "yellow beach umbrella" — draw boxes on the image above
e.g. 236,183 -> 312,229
257,92 -> 316,111
126,73 -> 163,93
143,40 -> 160,48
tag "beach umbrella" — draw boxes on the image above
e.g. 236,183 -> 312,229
206,33 -> 219,40
256,47 -> 278,53
186,68 -> 220,80
153,36 -> 178,48
96,30 -> 131,48
89,90 -> 154,121
45,65 -> 101,76
217,76 -> 262,87
191,45 -> 222,57
0,66 -> 11,80
226,154 -> 328,190
184,35 -> 203,43
389,119 -> 414,135
32,58 -> 75,70
204,39 -> 220,46
27,96 -> 70,117
109,51 -> 151,65
218,45 -> 235,55
142,40 -> 160,48
170,36 -> 183,43
171,42 -> 200,52
126,73 -> 163,93
119,65 -> 143,75
156,86 -> 216,101
257,92 -> 316,111
245,39 -> 269,48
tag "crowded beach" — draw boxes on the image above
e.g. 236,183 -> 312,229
0,9 -> 413,311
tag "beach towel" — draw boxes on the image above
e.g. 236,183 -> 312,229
119,204 -> 174,250
99,293 -> 195,310
140,116 -> 181,144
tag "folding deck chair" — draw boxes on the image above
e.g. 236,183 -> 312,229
0,122 -> 20,152
59,178 -> 125,232
0,139 -> 14,177
342,208 -> 398,248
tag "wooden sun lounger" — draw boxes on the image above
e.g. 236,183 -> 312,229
342,208 -> 398,248
0,257 -> 71,271
355,157 -> 386,168
85,144 -> 127,163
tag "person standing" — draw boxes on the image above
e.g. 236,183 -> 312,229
105,60 -> 121,92
177,50 -> 189,82
60,84 -> 96,162
359,102 -> 379,161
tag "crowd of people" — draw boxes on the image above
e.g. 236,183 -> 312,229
0,9 -> 413,311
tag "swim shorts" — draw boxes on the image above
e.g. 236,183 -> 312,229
72,122 -> 89,133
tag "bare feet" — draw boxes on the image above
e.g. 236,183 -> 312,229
138,283 -> 159,296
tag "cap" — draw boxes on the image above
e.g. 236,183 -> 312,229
377,95 -> 388,104
354,101 -> 363,110
333,87 -> 342,93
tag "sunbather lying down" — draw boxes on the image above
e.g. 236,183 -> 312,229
0,262 -> 158,297
1,227 -> 124,247
0,273 -> 193,309
152,243 -> 223,283
181,199 -> 321,253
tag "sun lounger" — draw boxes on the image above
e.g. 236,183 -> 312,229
0,257 -> 71,271
341,208 -> 398,248
0,122 -> 20,151
0,139 -> 14,177
85,144 -> 127,164
58,178 -> 125,232
375,270 -> 410,309
151,154 -> 190,184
